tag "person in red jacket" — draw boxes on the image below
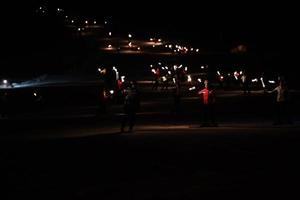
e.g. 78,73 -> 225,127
198,80 -> 217,127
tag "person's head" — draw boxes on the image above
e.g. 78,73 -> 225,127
204,79 -> 209,88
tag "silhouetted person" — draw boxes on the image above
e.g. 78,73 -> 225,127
241,74 -> 250,94
268,80 -> 292,125
198,80 -> 217,127
171,86 -> 181,114
121,81 -> 140,133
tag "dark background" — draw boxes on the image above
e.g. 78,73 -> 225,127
0,1 -> 299,77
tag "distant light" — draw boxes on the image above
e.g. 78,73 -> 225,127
39,7 -> 42,10
78,28 -> 81,31
158,38 -> 162,42
150,38 -> 154,41
165,66 -> 168,70
128,34 -> 132,38
174,50 -> 177,53
3,80 -> 8,84
179,65 -> 183,68
93,21 -> 97,24
108,45 -> 112,48
189,86 -> 196,91
201,66 -> 204,69
98,68 -> 101,72
196,49 -> 199,52
109,32 -> 112,36
162,76 -> 167,81
173,78 -> 176,84
191,48 -> 194,51
121,76 -> 125,82
252,78 -> 258,82
112,66 -> 118,72
151,69 -> 156,74
187,75 -> 192,82
57,8 -> 63,12
185,67 -> 188,71
268,80 -> 275,84
165,45 -> 168,48
128,42 -> 132,47
150,65 -> 153,68
162,67 -> 165,70
220,76 -> 224,80
85,20 -> 88,24
137,47 -> 141,51
71,20 -> 74,23
158,62 -> 162,65
65,16 -> 68,19
153,45 -> 156,48
109,90 -> 114,94
104,21 -> 108,24
168,71 -> 171,75
240,71 -> 243,75
33,92 -> 37,97
197,78 -> 202,83
217,71 -> 221,76
169,45 -> 172,48
173,65 -> 177,70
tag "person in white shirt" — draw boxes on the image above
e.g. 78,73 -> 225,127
268,80 -> 292,125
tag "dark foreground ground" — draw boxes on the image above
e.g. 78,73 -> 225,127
1,87 -> 300,199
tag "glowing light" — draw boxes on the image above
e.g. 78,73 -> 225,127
3,80 -> 8,84
108,44 -> 112,48
217,71 -> 221,76
220,76 -> 224,80
179,65 -> 183,68
65,16 -> 68,19
173,78 -> 176,84
153,45 -> 156,48
151,69 -> 156,74
201,66 -> 204,69
158,39 -> 162,42
168,71 -> 171,75
165,45 -> 168,48
162,67 -> 165,70
128,42 -> 132,47
85,20 -> 88,24
71,20 -> 74,23
269,80 -> 275,84
162,76 -> 167,81
104,21 -> 108,24
187,75 -> 192,82
197,78 -> 202,83
33,92 -> 37,97
110,90 -> 114,94
150,38 -> 154,41
109,32 -> 112,36
252,78 -> 258,82
121,76 -> 125,82
169,45 -> 172,48
260,77 -> 266,88
189,86 -> 196,91
150,65 -> 153,68
93,21 -> 97,24
128,34 -> 132,38
173,65 -> 177,70
185,67 -> 188,71
240,71 -> 243,75
191,48 -> 194,51
165,66 -> 168,70
78,28 -> 81,31
158,62 -> 162,65
196,49 -> 199,52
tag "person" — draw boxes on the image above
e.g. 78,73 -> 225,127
198,80 -> 217,127
121,81 -> 140,133
268,79 -> 292,125
171,86 -> 181,114
241,73 -> 250,94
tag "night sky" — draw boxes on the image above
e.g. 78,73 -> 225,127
0,1 -> 299,76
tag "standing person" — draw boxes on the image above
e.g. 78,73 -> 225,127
121,81 -> 140,133
268,80 -> 292,125
171,86 -> 181,114
198,80 -> 217,127
241,73 -> 250,94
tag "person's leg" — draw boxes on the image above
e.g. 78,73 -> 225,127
121,113 -> 128,132
129,112 -> 136,132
